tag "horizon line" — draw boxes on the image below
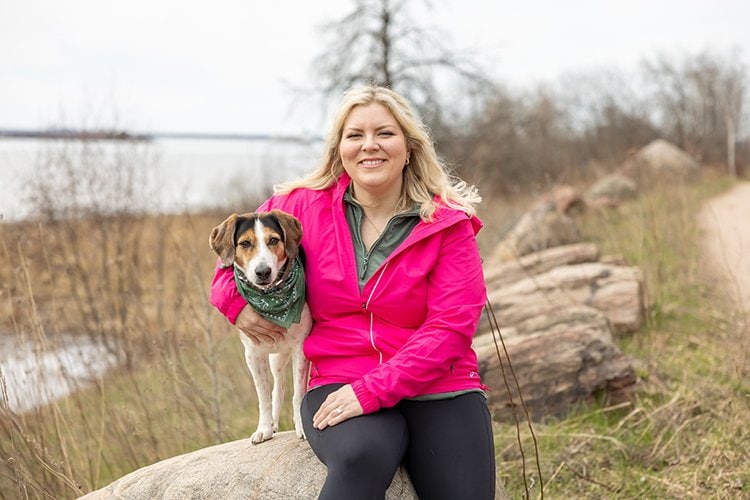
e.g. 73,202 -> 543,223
0,128 -> 323,143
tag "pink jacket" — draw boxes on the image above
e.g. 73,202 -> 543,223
210,174 -> 487,414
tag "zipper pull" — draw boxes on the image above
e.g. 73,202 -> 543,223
360,254 -> 369,280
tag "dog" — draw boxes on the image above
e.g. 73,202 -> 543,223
209,210 -> 312,444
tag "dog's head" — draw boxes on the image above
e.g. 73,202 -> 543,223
209,210 -> 302,288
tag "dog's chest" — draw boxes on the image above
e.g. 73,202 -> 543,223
239,304 -> 312,356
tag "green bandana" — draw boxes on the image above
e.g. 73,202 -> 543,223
234,257 -> 306,328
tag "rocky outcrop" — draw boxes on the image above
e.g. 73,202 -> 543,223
585,173 -> 638,207
482,260 -> 645,336
79,432 -> 417,500
490,190 -> 583,263
484,243 -> 601,289
474,306 -> 637,419
479,220 -> 645,419
79,431 -> 510,499
621,139 -> 700,182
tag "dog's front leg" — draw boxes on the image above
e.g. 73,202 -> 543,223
245,350 -> 275,444
269,352 -> 290,434
291,347 -> 309,439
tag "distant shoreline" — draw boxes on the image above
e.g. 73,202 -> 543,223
0,129 -> 323,143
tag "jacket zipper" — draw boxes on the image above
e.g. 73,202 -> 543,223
364,261 -> 389,364
358,214 -> 396,281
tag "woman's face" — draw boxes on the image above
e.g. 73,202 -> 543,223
339,103 -> 409,201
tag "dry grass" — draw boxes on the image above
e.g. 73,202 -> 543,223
0,211 -> 272,498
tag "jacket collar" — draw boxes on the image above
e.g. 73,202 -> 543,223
332,172 -> 481,235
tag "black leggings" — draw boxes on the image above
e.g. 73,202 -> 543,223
301,384 -> 496,500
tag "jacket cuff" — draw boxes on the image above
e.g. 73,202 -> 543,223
351,379 -> 381,414
225,297 -> 248,325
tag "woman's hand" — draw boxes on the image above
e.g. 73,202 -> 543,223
313,384 -> 364,429
234,305 -> 286,345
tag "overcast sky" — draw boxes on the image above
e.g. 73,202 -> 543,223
1,0 -> 748,136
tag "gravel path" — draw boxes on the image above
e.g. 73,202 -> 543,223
699,182 -> 750,315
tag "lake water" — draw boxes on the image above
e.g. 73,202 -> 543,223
0,136 -> 323,411
0,334 -> 119,413
0,136 -> 323,220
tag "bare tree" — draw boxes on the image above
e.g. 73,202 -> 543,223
642,49 -> 748,175
309,0 -> 491,117
557,69 -> 657,164
713,51 -> 747,177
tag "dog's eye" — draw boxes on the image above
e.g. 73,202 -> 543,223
238,240 -> 253,249
268,237 -> 279,246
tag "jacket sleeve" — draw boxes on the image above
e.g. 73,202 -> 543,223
350,217 -> 486,413
208,197 -> 275,324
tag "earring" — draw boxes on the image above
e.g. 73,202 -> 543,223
405,156 -> 410,166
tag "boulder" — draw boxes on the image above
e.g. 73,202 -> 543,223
79,431 -> 510,499
621,139 -> 700,182
585,173 -> 638,207
481,261 -> 645,336
79,432 -> 416,500
539,184 -> 586,215
490,202 -> 582,263
484,243 -> 600,289
474,306 -> 637,420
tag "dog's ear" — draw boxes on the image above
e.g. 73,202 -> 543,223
209,213 -> 239,268
271,210 -> 302,260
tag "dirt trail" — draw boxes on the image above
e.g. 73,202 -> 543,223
698,182 -> 750,316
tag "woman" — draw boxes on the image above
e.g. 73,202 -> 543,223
210,85 -> 495,499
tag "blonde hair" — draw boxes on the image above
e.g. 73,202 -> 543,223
276,85 -> 481,219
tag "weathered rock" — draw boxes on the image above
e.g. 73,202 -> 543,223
79,432 -> 416,500
585,173 -> 638,207
484,243 -> 600,289
474,306 -> 637,420
482,262 -> 645,335
79,431 -> 510,499
490,201 -> 582,263
538,184 -> 586,215
621,139 -> 700,182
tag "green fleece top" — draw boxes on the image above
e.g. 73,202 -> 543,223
343,188 -> 421,291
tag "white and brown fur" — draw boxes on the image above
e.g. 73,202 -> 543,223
209,210 -> 311,444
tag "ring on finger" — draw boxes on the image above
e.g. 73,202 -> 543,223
335,407 -> 343,415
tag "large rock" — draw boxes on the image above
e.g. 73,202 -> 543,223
474,306 -> 637,419
482,261 -> 645,335
585,173 -> 638,207
484,243 -> 600,289
79,431 -> 510,499
79,432 -> 416,500
621,139 -> 700,182
490,201 -> 582,263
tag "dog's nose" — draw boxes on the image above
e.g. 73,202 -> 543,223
255,264 -> 272,281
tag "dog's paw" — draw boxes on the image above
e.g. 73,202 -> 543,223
250,426 -> 274,445
295,426 -> 306,440
294,418 -> 306,440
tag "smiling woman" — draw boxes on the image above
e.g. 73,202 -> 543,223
339,102 -> 411,249
210,85 -> 495,499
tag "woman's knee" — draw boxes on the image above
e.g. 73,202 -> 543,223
329,425 -> 405,473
